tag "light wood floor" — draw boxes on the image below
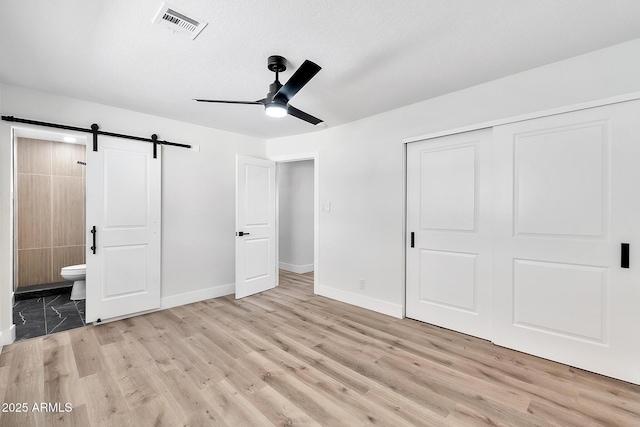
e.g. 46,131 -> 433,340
1,271 -> 639,426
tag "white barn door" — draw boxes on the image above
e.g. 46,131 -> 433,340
493,100 -> 640,384
86,136 -> 161,323
406,129 -> 493,340
235,155 -> 277,299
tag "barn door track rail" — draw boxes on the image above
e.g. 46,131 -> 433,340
1,115 -> 191,158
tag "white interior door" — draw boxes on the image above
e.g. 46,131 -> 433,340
86,136 -> 161,322
236,155 -> 276,299
493,100 -> 640,384
406,128 -> 493,340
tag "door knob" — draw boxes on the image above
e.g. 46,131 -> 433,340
236,231 -> 250,236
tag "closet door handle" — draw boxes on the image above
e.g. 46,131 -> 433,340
621,243 -> 630,268
236,231 -> 250,236
410,232 -> 415,248
90,226 -> 97,254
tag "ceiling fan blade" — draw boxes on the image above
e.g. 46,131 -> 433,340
194,99 -> 263,105
287,105 -> 323,125
274,60 -> 321,103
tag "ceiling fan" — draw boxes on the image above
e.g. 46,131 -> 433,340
195,55 -> 323,125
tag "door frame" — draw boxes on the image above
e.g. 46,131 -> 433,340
269,152 -> 319,294
5,125 -> 88,344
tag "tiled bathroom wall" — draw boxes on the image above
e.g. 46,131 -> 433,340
14,138 -> 86,290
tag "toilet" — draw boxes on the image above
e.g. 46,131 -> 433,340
61,264 -> 86,300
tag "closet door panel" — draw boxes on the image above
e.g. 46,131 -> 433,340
406,128 -> 493,340
493,100 -> 640,385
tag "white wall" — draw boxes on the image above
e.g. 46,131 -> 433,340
0,84 -> 265,336
266,38 -> 640,318
278,160 -> 314,273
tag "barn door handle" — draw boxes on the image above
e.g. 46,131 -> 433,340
621,243 -> 630,268
236,231 -> 250,236
90,226 -> 97,254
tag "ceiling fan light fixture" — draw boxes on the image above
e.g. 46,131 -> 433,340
195,55 -> 323,125
265,101 -> 288,118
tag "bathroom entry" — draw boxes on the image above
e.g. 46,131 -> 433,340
14,136 -> 86,292
12,131 -> 87,340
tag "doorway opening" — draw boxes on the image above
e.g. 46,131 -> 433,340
277,159 -> 314,275
11,127 -> 88,341
272,152 -> 319,294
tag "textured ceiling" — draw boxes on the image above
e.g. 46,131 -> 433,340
2,1 -> 640,139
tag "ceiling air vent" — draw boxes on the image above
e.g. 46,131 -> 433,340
152,3 -> 208,40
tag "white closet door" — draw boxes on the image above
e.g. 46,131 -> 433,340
493,100 -> 640,384
86,136 -> 161,322
406,128 -> 493,340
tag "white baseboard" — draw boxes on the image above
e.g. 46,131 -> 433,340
160,283 -> 235,310
279,262 -> 314,274
0,324 -> 16,348
316,284 -> 403,319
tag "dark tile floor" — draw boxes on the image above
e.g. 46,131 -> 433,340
13,290 -> 85,341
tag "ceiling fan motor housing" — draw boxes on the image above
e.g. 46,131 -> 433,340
268,80 -> 283,99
